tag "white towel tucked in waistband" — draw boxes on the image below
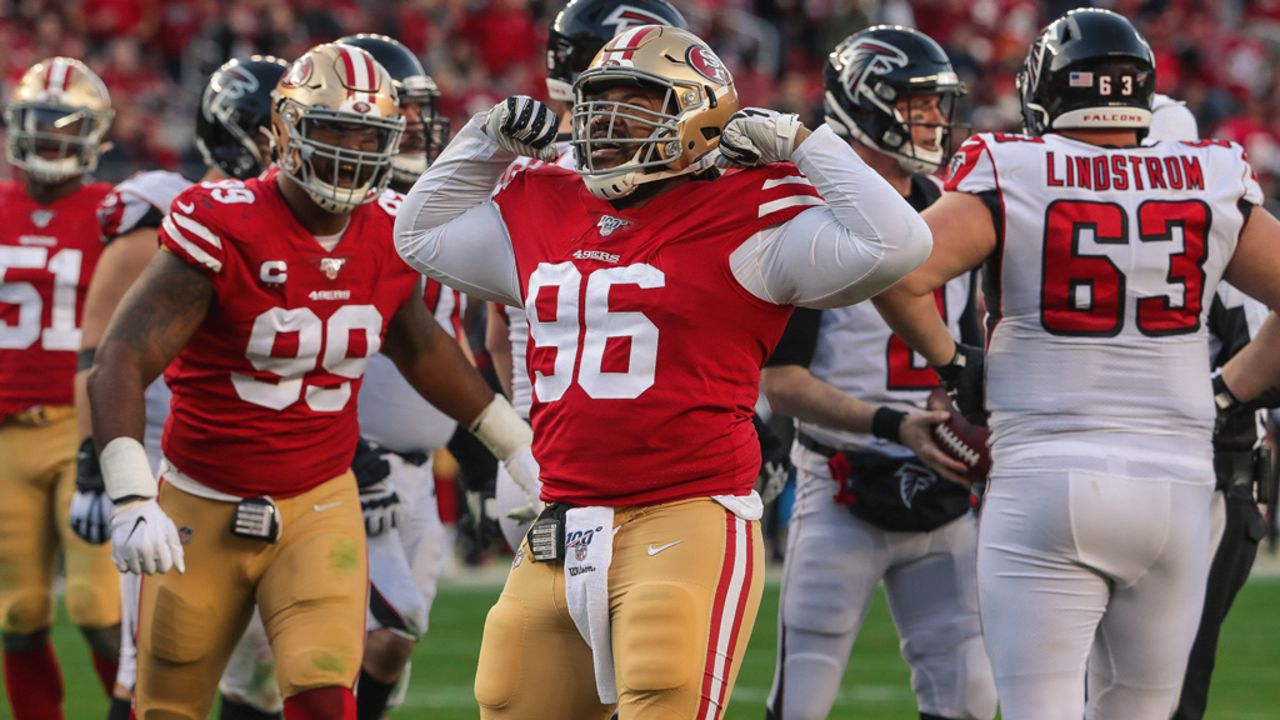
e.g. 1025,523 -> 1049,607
563,506 -> 617,704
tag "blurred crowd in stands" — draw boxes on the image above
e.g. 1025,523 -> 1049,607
3,0 -> 1280,207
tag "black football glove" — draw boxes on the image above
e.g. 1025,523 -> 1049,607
753,414 -> 792,504
933,343 -> 987,425
352,438 -> 401,537
485,96 -> 559,161
70,437 -> 112,545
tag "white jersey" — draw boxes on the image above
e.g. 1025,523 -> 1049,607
100,170 -> 191,466
800,279 -> 972,452
769,174 -> 976,457
946,132 -> 1263,472
493,139 -> 576,419
357,279 -> 466,455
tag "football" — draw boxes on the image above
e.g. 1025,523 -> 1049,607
927,388 -> 992,483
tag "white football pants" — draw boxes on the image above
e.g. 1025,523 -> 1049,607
978,462 -> 1213,720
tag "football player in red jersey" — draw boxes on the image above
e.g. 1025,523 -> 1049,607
395,25 -> 932,719
336,32 -> 471,720
87,43 -> 536,719
0,57 -> 120,719
72,55 -> 290,720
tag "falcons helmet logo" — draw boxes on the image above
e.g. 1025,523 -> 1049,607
841,39 -> 910,98
204,65 -> 260,124
601,6 -> 669,36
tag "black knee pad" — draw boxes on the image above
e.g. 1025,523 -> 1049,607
80,623 -> 121,659
2,628 -> 50,653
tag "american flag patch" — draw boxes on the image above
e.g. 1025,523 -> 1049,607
1068,71 -> 1094,87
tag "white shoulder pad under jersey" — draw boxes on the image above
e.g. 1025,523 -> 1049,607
99,170 -> 192,242
944,132 -> 1263,468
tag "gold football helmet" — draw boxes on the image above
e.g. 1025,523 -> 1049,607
571,25 -> 738,200
4,57 -> 113,184
272,43 -> 405,213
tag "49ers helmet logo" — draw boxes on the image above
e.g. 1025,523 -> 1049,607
282,56 -> 314,88
686,45 -> 729,84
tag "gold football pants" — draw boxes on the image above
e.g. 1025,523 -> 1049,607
475,497 -> 765,720
133,472 -> 366,719
0,405 -> 119,633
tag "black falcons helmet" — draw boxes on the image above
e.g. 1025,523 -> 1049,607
196,55 -> 288,180
339,33 -> 448,186
824,26 -> 966,174
1017,8 -> 1156,136
546,0 -> 688,102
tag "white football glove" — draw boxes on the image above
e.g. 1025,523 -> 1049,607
485,95 -> 560,161
70,490 -> 113,545
719,108 -> 805,166
360,479 -> 403,537
110,499 -> 185,575
502,446 -> 544,523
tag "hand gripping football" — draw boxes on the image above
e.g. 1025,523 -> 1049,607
927,388 -> 991,483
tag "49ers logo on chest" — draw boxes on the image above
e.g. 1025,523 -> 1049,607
320,257 -> 346,279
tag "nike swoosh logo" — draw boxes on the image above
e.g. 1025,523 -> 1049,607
313,501 -> 341,512
176,200 -> 194,214
646,540 -> 683,556
126,516 -> 147,542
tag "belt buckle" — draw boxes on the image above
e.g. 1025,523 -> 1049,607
29,406 -> 48,427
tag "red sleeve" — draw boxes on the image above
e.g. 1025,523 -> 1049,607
157,185 -> 228,275
753,162 -> 825,226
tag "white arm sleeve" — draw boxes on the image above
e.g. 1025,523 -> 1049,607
394,114 -> 524,306
729,124 -> 933,308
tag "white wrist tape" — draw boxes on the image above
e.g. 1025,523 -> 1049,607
100,437 -> 158,501
470,395 -> 533,460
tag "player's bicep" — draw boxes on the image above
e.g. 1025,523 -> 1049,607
97,248 -> 213,385
382,283 -> 442,370
81,228 -> 160,350
394,201 -> 522,306
1224,205 -> 1280,314
730,204 -> 930,309
903,191 -> 998,296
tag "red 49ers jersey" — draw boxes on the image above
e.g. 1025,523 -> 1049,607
158,169 -> 419,497
495,164 -> 822,507
946,132 -> 1263,470
0,180 -> 110,414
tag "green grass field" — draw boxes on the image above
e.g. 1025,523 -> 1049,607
12,576 -> 1280,719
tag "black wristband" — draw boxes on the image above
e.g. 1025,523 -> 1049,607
870,407 -> 907,444
1212,373 -> 1240,412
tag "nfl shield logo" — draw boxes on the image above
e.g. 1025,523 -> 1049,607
30,210 -> 54,228
597,215 -> 629,237
575,543 -> 589,561
319,257 -> 346,280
